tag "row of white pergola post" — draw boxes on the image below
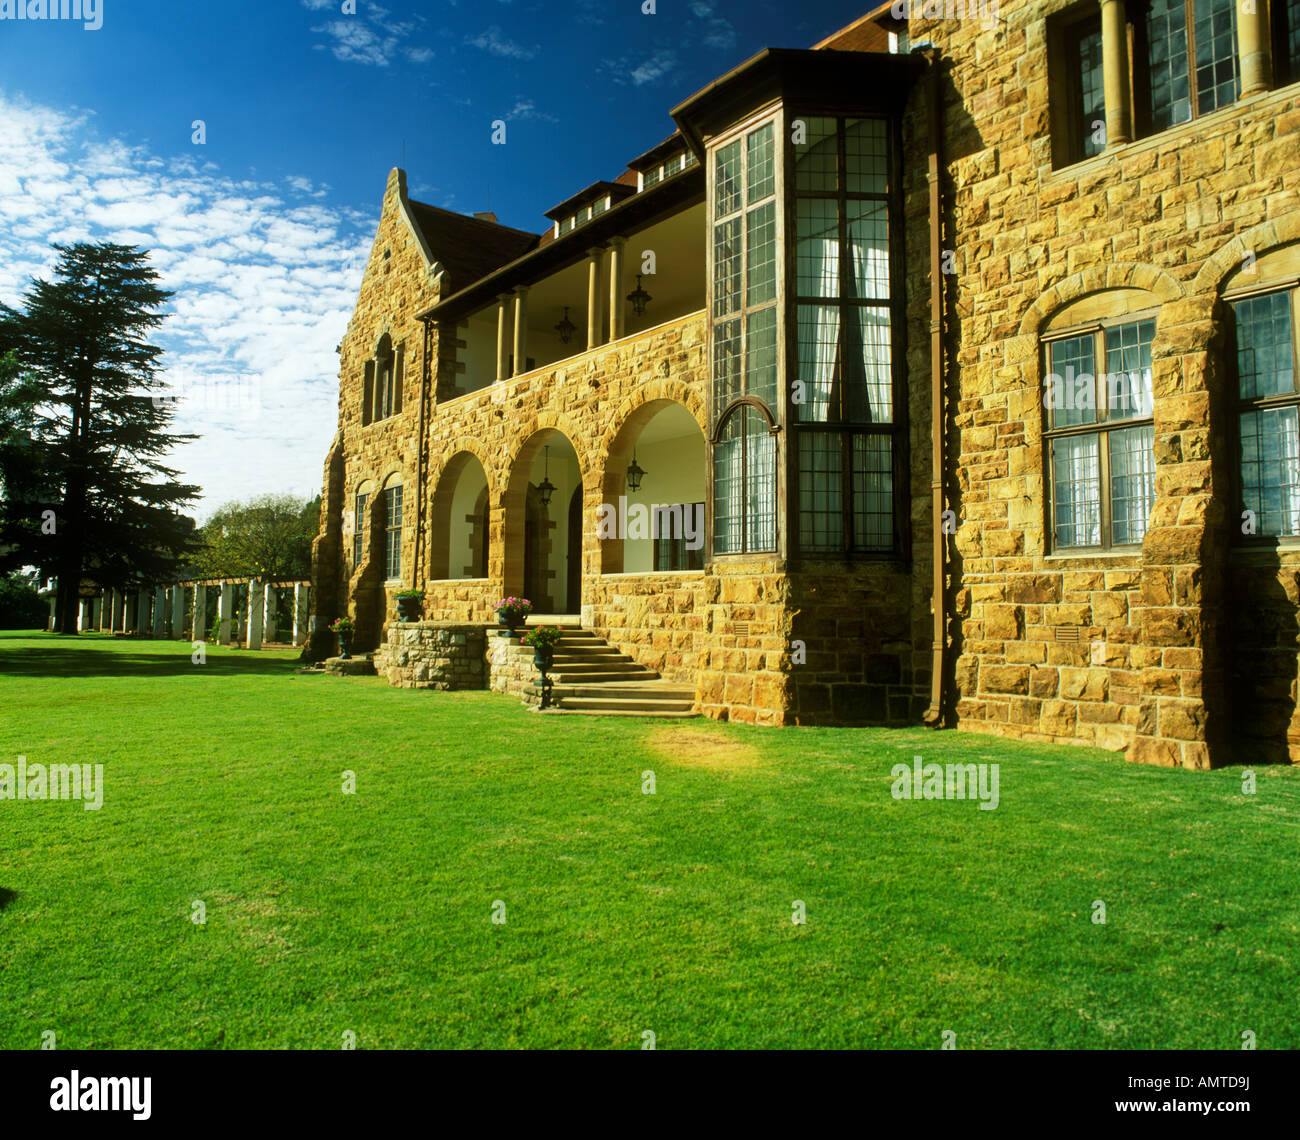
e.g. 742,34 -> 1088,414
65,580 -> 311,649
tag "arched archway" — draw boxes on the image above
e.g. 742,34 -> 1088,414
428,452 -> 491,580
600,399 -> 707,573
504,429 -> 584,613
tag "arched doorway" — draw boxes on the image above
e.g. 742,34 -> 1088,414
428,452 -> 491,580
506,429 -> 583,614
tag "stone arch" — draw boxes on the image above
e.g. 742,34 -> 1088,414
503,426 -> 586,612
1193,213 -> 1300,297
1017,262 -> 1185,337
599,395 -> 708,574
428,450 -> 493,580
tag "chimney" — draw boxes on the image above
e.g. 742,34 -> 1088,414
473,211 -> 498,224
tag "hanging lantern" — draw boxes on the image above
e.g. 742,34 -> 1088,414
626,450 -> 647,492
626,274 -> 653,316
554,306 -> 576,345
538,445 -> 556,507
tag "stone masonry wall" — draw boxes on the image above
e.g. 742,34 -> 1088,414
374,622 -> 488,690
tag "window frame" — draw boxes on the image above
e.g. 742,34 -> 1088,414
1064,8 -> 1106,163
706,107 -> 784,560
784,110 -> 908,560
383,482 -> 404,583
1041,308 -> 1161,554
1226,279 -> 1300,541
1133,0 -> 1240,135
352,488 -> 370,568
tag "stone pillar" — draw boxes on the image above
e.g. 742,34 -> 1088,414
264,583 -> 278,642
247,579 -> 264,650
586,247 -> 603,350
76,598 -> 85,632
111,589 -> 125,634
512,286 -> 529,377
495,294 -> 511,381
47,595 -> 57,632
136,589 -> 150,635
218,582 -> 234,645
152,588 -> 166,637
192,585 -> 205,642
608,237 -> 626,342
1237,0 -> 1273,96
293,583 -> 309,647
1100,0 -> 1132,147
100,589 -> 111,631
171,585 -> 186,639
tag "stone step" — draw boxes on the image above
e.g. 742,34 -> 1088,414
549,659 -> 645,672
552,683 -> 692,699
558,696 -> 697,713
552,670 -> 663,684
543,707 -> 701,719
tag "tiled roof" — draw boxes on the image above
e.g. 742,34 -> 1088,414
405,200 -> 540,290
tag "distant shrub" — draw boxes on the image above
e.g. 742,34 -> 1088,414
0,576 -> 49,629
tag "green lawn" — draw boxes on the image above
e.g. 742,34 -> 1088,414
0,630 -> 1296,1049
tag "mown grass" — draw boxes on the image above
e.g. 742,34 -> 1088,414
0,630 -> 1296,1049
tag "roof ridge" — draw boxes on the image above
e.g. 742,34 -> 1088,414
406,197 -> 539,239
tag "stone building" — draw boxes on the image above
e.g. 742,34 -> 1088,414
311,0 -> 1300,765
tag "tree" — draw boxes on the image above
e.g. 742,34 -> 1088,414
0,243 -> 200,634
185,493 -> 320,581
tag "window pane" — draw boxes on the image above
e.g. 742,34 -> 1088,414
1077,24 -> 1106,157
1047,333 -> 1097,428
746,414 -> 776,551
1146,0 -> 1191,130
1103,318 -> 1155,420
714,139 -> 741,218
1109,425 -> 1156,544
1193,0 -> 1239,112
844,118 -> 887,194
796,198 -> 839,298
385,486 -> 403,580
847,200 -> 889,299
746,122 -> 774,203
644,166 -> 662,188
794,116 -> 838,192
798,433 -> 843,553
712,317 -> 742,409
713,416 -> 744,554
796,304 -> 839,423
1052,434 -> 1102,547
746,306 -> 778,410
746,201 -> 776,306
712,217 -> 742,318
852,434 -> 893,551
844,306 -> 893,423
712,409 -> 775,553
1240,406 -> 1300,536
1235,293 -> 1295,399
353,492 -> 368,566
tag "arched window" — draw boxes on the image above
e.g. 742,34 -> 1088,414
352,481 -> 374,568
1041,291 -> 1159,550
381,475 -> 403,582
367,335 -> 403,424
713,405 -> 776,554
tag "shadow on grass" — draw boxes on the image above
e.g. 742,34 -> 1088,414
0,888 -> 17,911
0,637 -> 300,679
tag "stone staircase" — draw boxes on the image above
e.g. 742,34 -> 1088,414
519,618 -> 697,718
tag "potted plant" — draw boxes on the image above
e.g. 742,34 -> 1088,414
495,596 -> 533,636
329,616 -> 355,659
522,624 -> 563,670
395,589 -> 423,622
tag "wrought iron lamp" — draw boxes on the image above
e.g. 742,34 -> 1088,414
554,306 -> 576,345
626,275 -> 652,316
538,445 -> 556,507
626,450 -> 647,492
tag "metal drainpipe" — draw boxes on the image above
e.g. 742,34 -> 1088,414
415,316 -> 431,590
923,47 -> 947,728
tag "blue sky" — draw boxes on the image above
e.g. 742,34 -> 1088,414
0,0 -> 874,519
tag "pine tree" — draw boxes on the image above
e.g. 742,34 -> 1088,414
0,243 -> 200,634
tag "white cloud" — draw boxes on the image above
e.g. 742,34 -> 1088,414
0,89 -> 371,520
466,26 -> 537,61
305,2 -> 434,68
602,50 -> 680,87
505,98 -> 556,123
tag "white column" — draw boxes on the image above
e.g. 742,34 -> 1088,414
607,237 -> 626,342
218,582 -> 234,644
100,590 -> 111,631
512,285 -> 529,377
171,585 -> 186,639
1100,0 -> 1133,147
192,585 -> 205,642
111,589 -> 125,634
247,579 -> 264,650
136,589 -> 150,635
264,583 -> 277,642
586,247 -> 603,350
47,595 -> 57,632
1237,0 -> 1272,96
293,583 -> 308,647
495,294 -> 511,381
152,588 -> 166,637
